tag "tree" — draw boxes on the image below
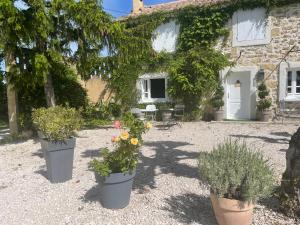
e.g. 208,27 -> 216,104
0,0 -> 121,135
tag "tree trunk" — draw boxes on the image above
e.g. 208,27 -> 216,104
5,51 -> 18,137
44,73 -> 56,107
280,128 -> 300,218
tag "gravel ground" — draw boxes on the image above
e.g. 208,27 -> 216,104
0,122 -> 299,225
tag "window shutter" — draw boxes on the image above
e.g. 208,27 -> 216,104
279,63 -> 288,101
237,10 -> 253,42
252,8 -> 266,40
236,8 -> 266,42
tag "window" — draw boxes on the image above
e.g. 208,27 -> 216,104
150,79 -> 165,98
139,77 -> 168,103
232,8 -> 270,47
286,70 -> 300,97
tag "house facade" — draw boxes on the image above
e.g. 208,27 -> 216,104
131,0 -> 300,120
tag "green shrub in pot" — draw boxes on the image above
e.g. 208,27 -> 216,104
257,83 -> 272,122
198,140 -> 274,225
32,106 -> 82,142
32,106 -> 83,183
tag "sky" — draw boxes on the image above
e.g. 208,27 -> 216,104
103,0 -> 176,17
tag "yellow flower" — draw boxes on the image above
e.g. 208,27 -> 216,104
145,122 -> 152,129
115,137 -> 120,142
130,138 -> 139,146
120,131 -> 129,140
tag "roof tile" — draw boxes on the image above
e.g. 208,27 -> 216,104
134,0 -> 228,15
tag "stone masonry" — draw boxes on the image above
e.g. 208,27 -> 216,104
221,3 -> 300,113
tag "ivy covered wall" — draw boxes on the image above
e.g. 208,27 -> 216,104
106,0 -> 300,119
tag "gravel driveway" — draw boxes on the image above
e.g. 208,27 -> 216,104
0,122 -> 298,225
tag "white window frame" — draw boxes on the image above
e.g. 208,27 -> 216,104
232,8 -> 271,47
279,62 -> 300,101
138,73 -> 169,103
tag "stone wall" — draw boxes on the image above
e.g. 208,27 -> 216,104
221,3 -> 300,112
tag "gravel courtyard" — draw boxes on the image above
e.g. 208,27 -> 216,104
0,122 -> 298,225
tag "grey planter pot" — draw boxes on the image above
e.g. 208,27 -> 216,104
95,171 -> 136,209
162,111 -> 172,122
214,109 -> 224,121
40,138 -> 76,183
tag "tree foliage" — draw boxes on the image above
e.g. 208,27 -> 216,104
168,48 -> 229,118
0,0 -> 121,106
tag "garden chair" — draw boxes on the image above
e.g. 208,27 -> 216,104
144,104 -> 158,121
174,104 -> 185,121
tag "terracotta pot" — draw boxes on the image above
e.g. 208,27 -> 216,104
210,193 -> 254,225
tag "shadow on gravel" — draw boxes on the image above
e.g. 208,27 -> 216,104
133,141 -> 197,191
35,166 -> 48,179
230,133 -> 290,144
83,185 -> 101,203
32,148 -> 44,158
163,193 -> 217,225
81,149 -> 101,158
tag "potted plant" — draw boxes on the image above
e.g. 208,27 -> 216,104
159,104 -> 173,122
198,140 -> 274,225
257,82 -> 272,122
211,82 -> 225,121
90,113 -> 151,209
32,106 -> 82,183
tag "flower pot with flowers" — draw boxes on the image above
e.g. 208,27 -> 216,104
90,113 -> 152,209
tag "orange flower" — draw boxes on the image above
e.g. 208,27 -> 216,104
111,136 -> 120,143
130,138 -> 139,146
111,136 -> 117,142
120,131 -> 129,140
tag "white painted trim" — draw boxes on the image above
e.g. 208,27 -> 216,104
138,73 -> 169,104
220,66 -> 259,120
232,8 -> 271,47
279,62 -> 300,101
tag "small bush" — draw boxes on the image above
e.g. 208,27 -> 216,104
32,106 -> 83,142
82,102 -> 121,120
198,140 -> 274,202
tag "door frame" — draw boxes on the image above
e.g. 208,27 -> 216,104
220,66 -> 259,120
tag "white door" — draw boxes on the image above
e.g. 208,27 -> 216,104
227,72 -> 251,120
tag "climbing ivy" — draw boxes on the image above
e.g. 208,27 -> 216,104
108,0 -> 300,117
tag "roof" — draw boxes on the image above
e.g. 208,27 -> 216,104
134,0 -> 228,16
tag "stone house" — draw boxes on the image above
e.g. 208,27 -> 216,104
131,0 -> 300,120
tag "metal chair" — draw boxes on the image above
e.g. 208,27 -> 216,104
145,104 -> 158,121
174,104 -> 185,121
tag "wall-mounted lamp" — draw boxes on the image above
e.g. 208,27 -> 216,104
256,68 -> 265,81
